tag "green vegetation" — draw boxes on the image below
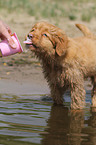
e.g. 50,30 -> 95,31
0,0 -> 96,22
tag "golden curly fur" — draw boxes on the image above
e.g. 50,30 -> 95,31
24,22 -> 96,109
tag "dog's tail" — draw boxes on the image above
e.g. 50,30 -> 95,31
76,24 -> 96,39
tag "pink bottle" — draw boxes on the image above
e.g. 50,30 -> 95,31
0,33 -> 23,57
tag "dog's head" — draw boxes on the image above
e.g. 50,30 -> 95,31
24,22 -> 68,56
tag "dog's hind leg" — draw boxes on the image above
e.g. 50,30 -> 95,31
91,76 -> 96,107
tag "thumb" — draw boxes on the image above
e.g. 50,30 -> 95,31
4,31 -> 17,49
7,36 -> 17,49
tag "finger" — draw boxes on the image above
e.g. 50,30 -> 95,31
0,35 -> 5,40
6,25 -> 12,35
8,29 -> 12,35
0,33 -> 17,49
0,21 -> 16,49
7,37 -> 17,49
4,31 -> 17,49
2,21 -> 12,35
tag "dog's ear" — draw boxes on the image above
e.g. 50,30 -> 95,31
54,33 -> 68,56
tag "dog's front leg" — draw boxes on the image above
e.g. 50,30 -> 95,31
50,84 -> 65,105
71,81 -> 86,110
91,76 -> 96,107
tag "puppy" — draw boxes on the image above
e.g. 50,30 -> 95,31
24,22 -> 96,109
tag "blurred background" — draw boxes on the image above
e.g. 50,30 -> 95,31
0,0 -> 96,48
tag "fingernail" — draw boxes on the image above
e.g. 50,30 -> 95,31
11,43 -> 17,49
7,37 -> 17,49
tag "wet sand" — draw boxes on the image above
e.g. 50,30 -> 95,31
0,79 -> 49,95
0,56 -> 49,95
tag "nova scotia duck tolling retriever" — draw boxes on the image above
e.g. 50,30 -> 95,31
24,22 -> 96,109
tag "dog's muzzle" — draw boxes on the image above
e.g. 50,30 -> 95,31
23,37 -> 32,45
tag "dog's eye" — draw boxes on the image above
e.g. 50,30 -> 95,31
43,34 -> 47,37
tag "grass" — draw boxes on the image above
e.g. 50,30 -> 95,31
81,13 -> 92,22
0,0 -> 96,22
81,6 -> 96,22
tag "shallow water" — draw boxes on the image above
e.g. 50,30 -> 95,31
0,91 -> 95,145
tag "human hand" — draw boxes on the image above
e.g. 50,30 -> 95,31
0,20 -> 17,49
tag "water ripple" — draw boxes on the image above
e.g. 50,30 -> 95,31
0,91 -> 95,145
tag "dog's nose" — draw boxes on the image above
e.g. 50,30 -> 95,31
28,34 -> 33,39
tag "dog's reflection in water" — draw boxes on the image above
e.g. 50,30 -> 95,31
41,105 -> 96,145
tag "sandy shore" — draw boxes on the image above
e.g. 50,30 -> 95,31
0,79 -> 49,95
0,54 -> 49,95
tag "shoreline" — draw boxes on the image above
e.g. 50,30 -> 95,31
0,60 -> 92,96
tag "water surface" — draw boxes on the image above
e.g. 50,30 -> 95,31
0,91 -> 95,145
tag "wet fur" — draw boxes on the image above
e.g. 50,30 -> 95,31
25,22 -> 96,109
